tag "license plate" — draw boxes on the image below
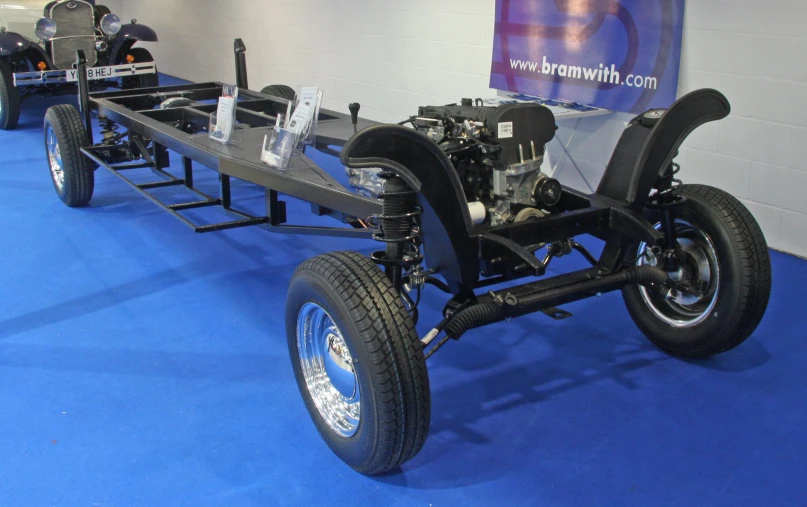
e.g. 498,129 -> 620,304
65,63 -> 154,83
67,66 -> 113,82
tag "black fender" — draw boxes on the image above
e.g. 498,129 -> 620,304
109,23 -> 158,65
597,88 -> 731,211
0,32 -> 46,59
341,125 -> 479,297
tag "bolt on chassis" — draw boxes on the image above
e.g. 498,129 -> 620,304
42,41 -> 771,475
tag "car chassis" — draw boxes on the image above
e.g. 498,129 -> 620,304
43,40 -> 771,474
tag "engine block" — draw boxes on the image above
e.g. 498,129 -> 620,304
347,99 -> 561,226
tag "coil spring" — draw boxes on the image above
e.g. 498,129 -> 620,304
370,171 -> 423,269
372,172 -> 423,244
648,163 -> 686,210
98,116 -> 120,145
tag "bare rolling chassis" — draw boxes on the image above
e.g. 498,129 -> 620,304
42,41 -> 772,475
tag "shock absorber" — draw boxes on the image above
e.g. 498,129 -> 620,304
370,172 -> 423,291
649,162 -> 686,272
98,116 -> 121,145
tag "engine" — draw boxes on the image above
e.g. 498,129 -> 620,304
346,99 -> 561,226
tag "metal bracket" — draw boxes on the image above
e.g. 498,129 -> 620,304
541,307 -> 573,320
75,49 -> 93,145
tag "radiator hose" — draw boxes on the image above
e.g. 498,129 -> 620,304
442,265 -> 667,341
444,303 -> 504,340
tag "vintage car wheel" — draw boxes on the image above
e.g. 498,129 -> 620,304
622,184 -> 771,357
286,251 -> 430,475
260,84 -> 296,101
122,48 -> 159,89
43,105 -> 94,207
0,60 -> 21,130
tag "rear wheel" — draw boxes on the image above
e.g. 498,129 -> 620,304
286,251 -> 430,475
260,84 -> 296,101
622,184 -> 771,357
43,105 -> 94,207
0,60 -> 21,130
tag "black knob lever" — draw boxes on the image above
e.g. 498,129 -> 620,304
349,102 -> 360,133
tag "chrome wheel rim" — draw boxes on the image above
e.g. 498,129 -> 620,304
46,126 -> 65,192
637,220 -> 720,328
297,302 -> 360,437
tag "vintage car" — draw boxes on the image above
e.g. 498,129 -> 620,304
0,0 -> 158,129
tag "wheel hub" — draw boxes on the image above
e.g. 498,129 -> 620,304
297,302 -> 360,437
46,126 -> 65,192
637,220 -> 720,328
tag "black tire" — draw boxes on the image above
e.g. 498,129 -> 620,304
94,4 -> 111,24
286,251 -> 430,475
122,48 -> 159,89
622,184 -> 771,357
260,84 -> 296,101
43,105 -> 94,207
0,59 -> 21,130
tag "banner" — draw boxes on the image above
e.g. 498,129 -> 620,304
489,0 -> 686,114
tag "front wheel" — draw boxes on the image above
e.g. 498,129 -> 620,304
286,251 -> 430,475
622,184 -> 771,357
43,105 -> 94,207
0,59 -> 21,130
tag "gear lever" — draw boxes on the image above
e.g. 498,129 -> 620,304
349,103 -> 360,134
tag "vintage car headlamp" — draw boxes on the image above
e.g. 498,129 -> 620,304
35,18 -> 57,41
100,13 -> 121,36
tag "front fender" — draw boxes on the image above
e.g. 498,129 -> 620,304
109,23 -> 158,64
0,31 -> 39,57
341,125 -> 480,297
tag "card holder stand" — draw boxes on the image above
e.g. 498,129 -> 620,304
260,126 -> 298,169
260,87 -> 323,170
297,89 -> 324,148
209,84 -> 239,145
208,113 -> 241,145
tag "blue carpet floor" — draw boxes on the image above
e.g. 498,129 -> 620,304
1,75 -> 805,506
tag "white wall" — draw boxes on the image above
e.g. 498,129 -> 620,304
121,0 -> 807,257
119,0 -> 494,123
104,0 -> 123,16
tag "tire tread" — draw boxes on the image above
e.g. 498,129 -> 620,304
624,184 -> 771,356
290,251 -> 430,474
0,60 -> 21,130
44,104 -> 93,207
260,84 -> 296,101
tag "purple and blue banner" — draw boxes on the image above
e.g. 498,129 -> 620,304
490,0 -> 686,114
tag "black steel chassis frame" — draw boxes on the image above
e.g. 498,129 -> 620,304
68,39 -> 731,344
75,43 -> 381,240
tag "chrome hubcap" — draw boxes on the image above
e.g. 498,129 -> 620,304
637,220 -> 720,328
297,302 -> 360,437
46,126 -> 65,192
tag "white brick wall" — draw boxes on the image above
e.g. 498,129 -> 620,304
120,0 -> 807,257
675,0 -> 807,256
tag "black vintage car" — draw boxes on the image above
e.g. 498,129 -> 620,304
0,0 -> 158,129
